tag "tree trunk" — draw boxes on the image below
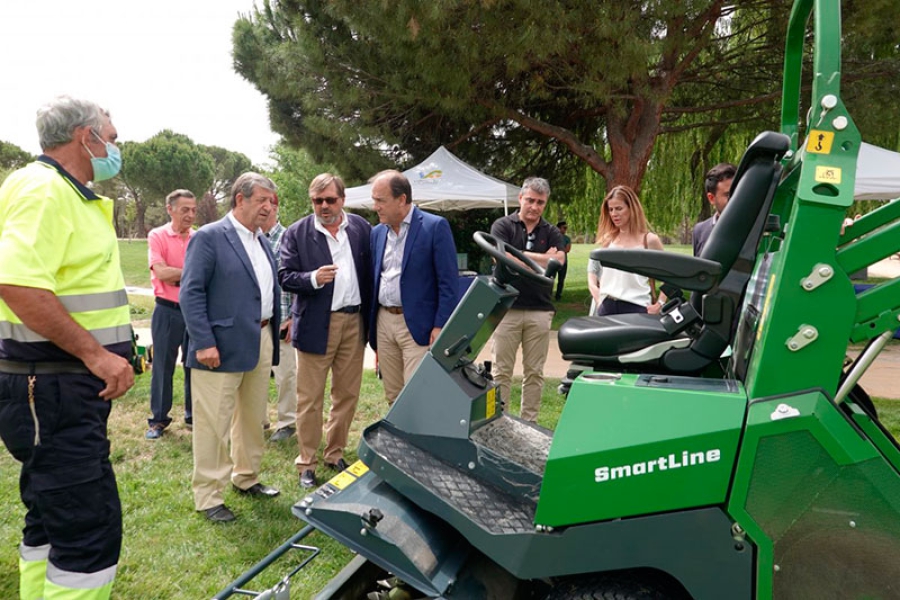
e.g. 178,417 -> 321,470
134,199 -> 147,238
596,97 -> 665,240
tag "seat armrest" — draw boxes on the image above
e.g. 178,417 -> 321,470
590,249 -> 723,292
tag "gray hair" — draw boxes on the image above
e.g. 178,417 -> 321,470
36,96 -> 109,151
521,176 -> 551,198
166,189 -> 196,208
230,172 -> 277,208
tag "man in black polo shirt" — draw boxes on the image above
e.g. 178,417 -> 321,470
490,177 -> 565,422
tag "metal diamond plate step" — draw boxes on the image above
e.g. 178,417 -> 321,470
367,426 -> 537,535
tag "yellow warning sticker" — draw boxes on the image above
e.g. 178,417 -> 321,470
347,460 -> 369,477
327,471 -> 358,490
814,166 -> 842,184
806,130 -> 834,154
486,387 -> 496,418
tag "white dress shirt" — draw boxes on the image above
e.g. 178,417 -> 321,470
378,209 -> 413,307
310,212 -> 362,310
227,212 -> 274,320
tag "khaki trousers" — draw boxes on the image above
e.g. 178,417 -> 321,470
376,308 -> 429,404
272,338 -> 298,431
294,312 -> 365,469
191,326 -> 273,511
492,309 -> 553,422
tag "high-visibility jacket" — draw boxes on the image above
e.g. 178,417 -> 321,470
0,157 -> 131,361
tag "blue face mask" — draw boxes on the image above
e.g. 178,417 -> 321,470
84,131 -> 122,182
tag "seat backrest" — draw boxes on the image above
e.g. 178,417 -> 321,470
664,131 -> 789,372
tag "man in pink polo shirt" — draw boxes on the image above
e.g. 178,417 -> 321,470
146,189 -> 197,439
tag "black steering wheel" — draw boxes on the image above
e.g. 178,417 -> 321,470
474,231 -> 554,286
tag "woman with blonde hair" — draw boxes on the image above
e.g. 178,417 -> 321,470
588,185 -> 666,316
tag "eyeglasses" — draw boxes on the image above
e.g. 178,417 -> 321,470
312,196 -> 340,206
526,232 -> 536,251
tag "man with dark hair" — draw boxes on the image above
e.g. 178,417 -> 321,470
554,220 -> 572,300
693,163 -> 736,256
146,189 -> 197,439
180,172 -> 282,522
369,170 -> 458,405
0,96 -> 133,599
279,173 -> 372,488
490,177 -> 565,422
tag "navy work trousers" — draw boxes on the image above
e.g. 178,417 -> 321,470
148,300 -> 192,427
0,371 -> 122,574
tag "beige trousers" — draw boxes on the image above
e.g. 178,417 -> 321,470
376,308 -> 429,404
491,309 -> 553,422
294,312 -> 365,469
272,338 -> 298,431
191,326 -> 273,511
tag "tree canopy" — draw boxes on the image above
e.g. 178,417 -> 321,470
233,0 -> 899,239
119,131 -> 216,235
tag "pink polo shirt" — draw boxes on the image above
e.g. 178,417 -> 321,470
148,222 -> 193,303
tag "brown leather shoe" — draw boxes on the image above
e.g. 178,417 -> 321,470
203,504 -> 236,523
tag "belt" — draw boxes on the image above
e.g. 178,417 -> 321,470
156,297 -> 180,309
0,359 -> 91,375
382,306 -> 403,315
260,319 -> 270,328
334,305 -> 361,314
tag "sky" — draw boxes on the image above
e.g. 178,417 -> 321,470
1,0 -> 280,167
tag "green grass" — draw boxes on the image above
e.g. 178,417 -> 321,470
118,239 -> 151,287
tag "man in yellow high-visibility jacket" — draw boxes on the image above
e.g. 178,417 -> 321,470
0,96 -> 134,600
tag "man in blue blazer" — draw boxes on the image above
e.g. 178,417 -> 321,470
692,163 -> 735,256
180,172 -> 281,522
279,173 -> 373,489
369,170 -> 458,404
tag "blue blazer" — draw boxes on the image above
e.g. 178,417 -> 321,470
278,212 -> 373,355
370,206 -> 458,348
180,215 -> 280,372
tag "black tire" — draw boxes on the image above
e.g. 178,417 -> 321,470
546,571 -> 688,600
847,382 -> 878,419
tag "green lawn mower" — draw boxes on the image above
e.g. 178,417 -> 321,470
217,0 -> 900,597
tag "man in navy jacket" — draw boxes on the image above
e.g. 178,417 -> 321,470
181,172 -> 281,522
369,170 -> 458,405
279,173 -> 372,489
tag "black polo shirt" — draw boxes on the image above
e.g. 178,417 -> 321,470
490,213 -> 565,311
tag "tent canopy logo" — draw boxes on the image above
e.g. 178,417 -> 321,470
416,162 -> 443,183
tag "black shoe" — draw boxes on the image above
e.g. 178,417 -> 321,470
203,504 -> 236,523
299,469 -> 317,488
235,483 -> 280,497
325,458 -> 349,472
185,417 -> 193,430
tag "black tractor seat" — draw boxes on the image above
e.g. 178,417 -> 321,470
559,313 -> 688,364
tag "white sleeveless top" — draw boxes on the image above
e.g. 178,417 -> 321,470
589,239 -> 652,308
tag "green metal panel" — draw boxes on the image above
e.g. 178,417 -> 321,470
536,374 -> 746,527
728,393 -> 900,600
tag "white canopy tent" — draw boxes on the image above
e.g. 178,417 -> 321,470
855,142 -> 900,201
343,146 -> 520,212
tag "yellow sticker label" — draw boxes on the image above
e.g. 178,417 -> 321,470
346,460 -> 369,478
806,130 -> 834,154
814,166 -> 842,184
486,387 -> 496,418
328,471 -> 358,490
